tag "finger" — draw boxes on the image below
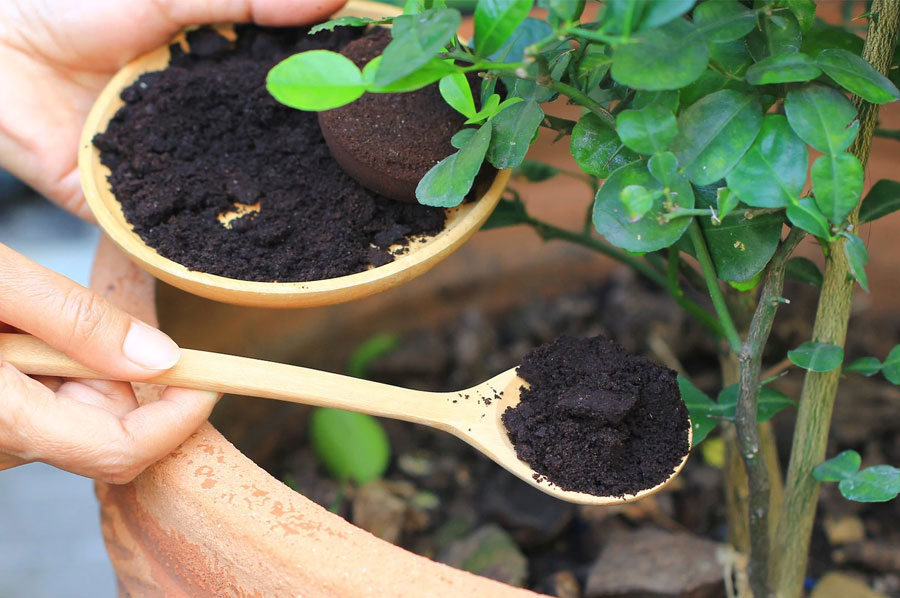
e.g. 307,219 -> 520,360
56,379 -> 139,418
152,0 -> 348,27
0,244 -> 181,380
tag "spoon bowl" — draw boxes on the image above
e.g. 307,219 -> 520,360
78,11 -> 509,308
1,333 -> 691,505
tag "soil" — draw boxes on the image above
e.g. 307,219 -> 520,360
503,334 -> 690,497
318,28 -> 470,203
93,26 -> 446,283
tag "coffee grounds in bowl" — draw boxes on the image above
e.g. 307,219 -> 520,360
501,335 -> 690,497
93,26 -> 446,283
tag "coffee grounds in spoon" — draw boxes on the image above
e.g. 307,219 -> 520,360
93,26 -> 445,283
501,335 -> 690,497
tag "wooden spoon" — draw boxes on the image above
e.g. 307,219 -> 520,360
0,333 -> 690,505
78,13 -> 509,309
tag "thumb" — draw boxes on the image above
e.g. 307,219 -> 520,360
0,244 -> 180,380
152,0 -> 349,28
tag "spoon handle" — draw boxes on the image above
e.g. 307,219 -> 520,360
0,333 -> 459,429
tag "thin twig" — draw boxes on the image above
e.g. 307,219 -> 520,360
688,220 -> 742,354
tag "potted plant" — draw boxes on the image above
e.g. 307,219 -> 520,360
91,1 -> 900,596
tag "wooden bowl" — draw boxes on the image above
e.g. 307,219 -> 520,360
78,3 -> 509,308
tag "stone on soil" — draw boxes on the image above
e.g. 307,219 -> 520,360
439,524 -> 528,587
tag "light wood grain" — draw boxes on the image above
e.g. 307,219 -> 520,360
77,5 -> 509,308
1,333 -> 690,506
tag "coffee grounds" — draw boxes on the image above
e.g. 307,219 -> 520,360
318,28 -> 466,203
93,26 -> 446,282
501,335 -> 690,497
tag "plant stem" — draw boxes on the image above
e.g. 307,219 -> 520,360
547,80 -> 617,128
688,220 -> 742,354
735,228 -> 805,598
874,127 -> 900,141
772,3 -> 900,596
525,216 -> 723,336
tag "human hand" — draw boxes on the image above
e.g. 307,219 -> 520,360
0,0 -> 346,220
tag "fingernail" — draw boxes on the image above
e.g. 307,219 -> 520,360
123,321 -> 181,371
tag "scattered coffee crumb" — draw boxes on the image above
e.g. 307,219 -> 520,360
502,335 -> 690,497
93,26 -> 446,282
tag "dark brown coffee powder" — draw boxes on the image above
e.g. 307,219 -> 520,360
93,26 -> 446,282
502,335 -> 691,497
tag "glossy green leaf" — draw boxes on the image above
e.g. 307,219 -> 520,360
465,95 -> 522,125
801,21 -> 863,58
694,183 -> 783,282
817,49 -> 900,104
860,180 -> 900,223
785,84 -> 859,155
601,0 -> 648,35
375,9 -> 461,86
746,53 -> 822,85
788,341 -> 844,372
785,257 -> 823,287
677,375 -> 720,445
710,39 -> 754,78
363,56 -> 459,93
515,160 -> 559,182
747,13 -> 801,59
348,334 -> 400,378
611,19 -> 709,91
633,90 -> 680,112
310,408 -> 391,484
648,151 -> 679,186
787,197 -> 832,239
570,113 -> 638,178
813,450 -> 861,482
728,272 -> 762,292
539,0 -> 585,23
882,345 -> 900,385
487,99 -> 543,168
726,115 -> 807,208
693,0 -> 757,43
716,385 -> 796,422
310,15 -> 393,34
839,465 -> 900,502
845,357 -> 882,377
267,50 -> 366,111
450,128 -> 476,149
678,68 -> 751,110
439,73 -> 477,118
416,123 -> 491,207
717,187 -> 739,220
483,197 -> 529,229
671,89 -> 763,185
489,18 -> 553,62
812,153 -> 863,225
620,184 -> 661,222
841,232 -> 870,292
576,45 -> 613,91
593,161 -> 694,252
616,104 -> 678,155
474,0 -> 532,58
640,0 -> 694,30
787,0 -> 817,32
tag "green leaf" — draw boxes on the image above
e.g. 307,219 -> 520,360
693,0 -> 757,43
747,13 -> 801,59
812,153 -> 864,225
787,197 -> 832,239
845,357 -> 882,377
450,128 -> 476,149
716,385 -> 796,422
717,187 -> 739,220
620,184 -> 661,222
817,49 -> 900,104
364,56 -> 458,93
710,39 -> 754,78
473,0 -> 533,58
539,0 -> 585,23
348,334 -> 400,378
489,17 -> 553,62
788,341 -> 844,372
593,161 -> 694,253
576,45 -> 613,91
801,21 -> 863,58
486,99 -> 543,169
787,0 -> 817,32
611,19 -> 709,91
882,345 -> 900,385
746,53 -> 822,85
375,9 -> 462,87
416,123 -> 491,207
439,73 -> 477,118
860,180 -> 900,223
483,197 -> 529,229
515,160 -> 559,182
267,50 -> 366,111
648,151 -> 679,186
640,0 -> 695,30
693,183 -> 783,282
309,15 -> 392,34
633,90 -> 680,112
671,89 -> 763,186
785,84 -> 859,155
839,465 -> 900,502
678,68 -> 751,110
310,408 -> 391,484
570,113 -> 638,178
677,375 -> 720,445
841,232 -> 870,292
785,257 -> 823,287
465,95 -> 522,125
726,114 -> 808,208
616,104 -> 678,155
813,450 -> 861,482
